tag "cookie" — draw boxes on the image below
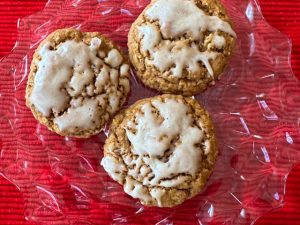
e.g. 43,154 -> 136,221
128,0 -> 236,95
26,28 -> 130,138
101,94 -> 218,207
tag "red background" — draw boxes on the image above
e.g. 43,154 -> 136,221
0,0 -> 299,224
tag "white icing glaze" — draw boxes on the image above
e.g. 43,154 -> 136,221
212,35 -> 226,49
140,165 -> 151,177
90,37 -> 102,48
153,40 -> 218,77
68,69 -> 94,96
159,176 -> 189,187
139,24 -> 218,77
138,24 -> 161,52
70,97 -> 83,108
146,0 -> 236,40
101,155 -> 125,183
120,64 -> 130,77
100,99 -> 212,205
105,49 -> 123,68
86,84 -> 94,96
53,98 -> 101,132
95,65 -> 110,93
30,36 -> 130,133
96,94 -> 107,108
31,38 -> 102,116
150,188 -> 165,207
101,153 -> 167,204
108,91 -> 120,113
126,99 -> 205,187
138,0 -> 236,77
127,157 -> 144,178
124,177 -> 151,203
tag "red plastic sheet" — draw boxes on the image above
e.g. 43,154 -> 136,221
1,0 -> 300,224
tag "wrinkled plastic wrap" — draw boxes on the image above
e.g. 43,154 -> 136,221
0,0 -> 300,224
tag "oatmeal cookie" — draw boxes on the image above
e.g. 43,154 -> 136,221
26,28 -> 130,138
101,94 -> 218,207
128,0 -> 236,95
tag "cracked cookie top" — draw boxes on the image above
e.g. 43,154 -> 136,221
101,94 -> 218,207
128,0 -> 236,95
26,29 -> 130,138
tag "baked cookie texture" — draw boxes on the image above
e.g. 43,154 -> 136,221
26,28 -> 130,138
101,94 -> 218,207
128,0 -> 236,95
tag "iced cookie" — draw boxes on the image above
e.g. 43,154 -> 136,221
128,0 -> 236,95
26,29 -> 130,138
101,94 -> 217,207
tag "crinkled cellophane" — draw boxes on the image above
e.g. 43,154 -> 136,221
0,0 -> 300,224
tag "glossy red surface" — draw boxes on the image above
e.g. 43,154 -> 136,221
0,0 -> 299,224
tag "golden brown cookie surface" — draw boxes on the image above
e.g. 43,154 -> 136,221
101,94 -> 218,207
26,28 -> 130,138
128,0 -> 236,95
